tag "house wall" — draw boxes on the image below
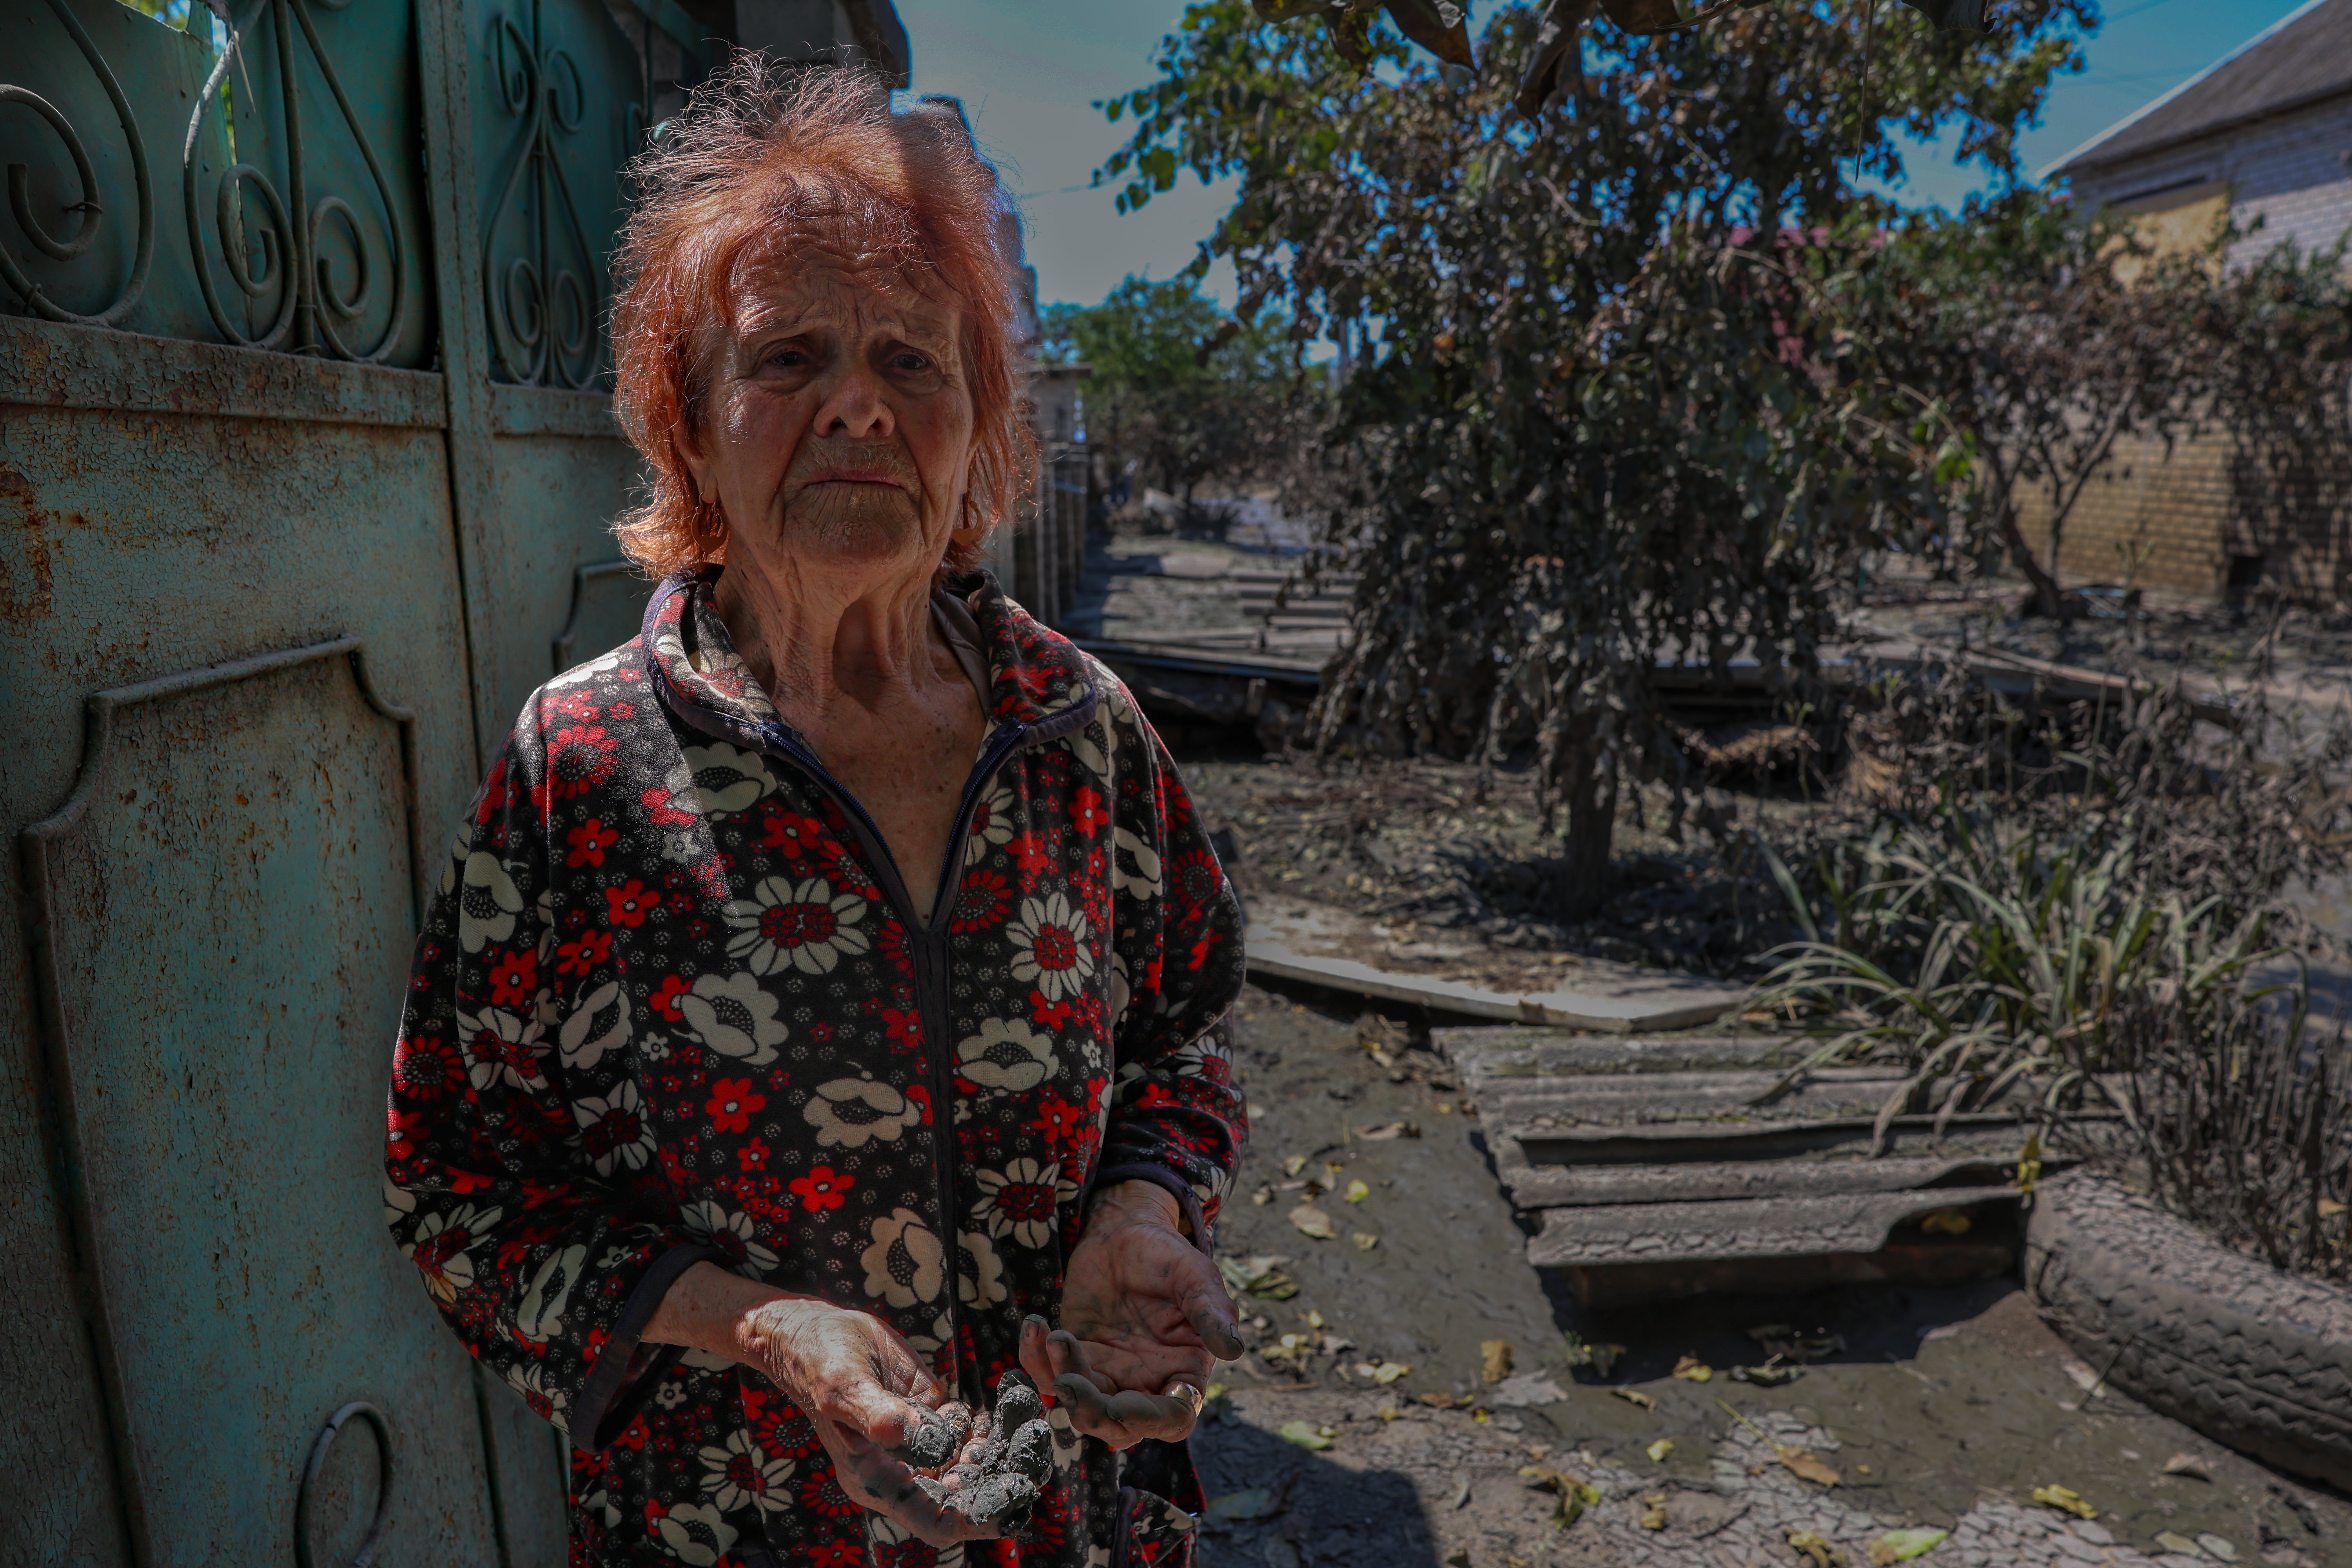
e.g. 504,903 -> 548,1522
2072,94 -> 2352,267
2040,95 -> 2352,604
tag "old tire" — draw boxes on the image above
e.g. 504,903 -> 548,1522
2024,1170 -> 2352,1489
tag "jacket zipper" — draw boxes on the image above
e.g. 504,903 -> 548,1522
751,717 -> 1033,1401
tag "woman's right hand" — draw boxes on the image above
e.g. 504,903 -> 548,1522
647,1261 -> 999,1546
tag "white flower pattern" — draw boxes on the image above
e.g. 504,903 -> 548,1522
1006,892 -> 1094,1001
676,971 -> 786,1067
722,875 -> 871,976
955,1016 -> 1060,1093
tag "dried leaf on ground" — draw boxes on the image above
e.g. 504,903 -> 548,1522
1868,1528 -> 1949,1564
1305,1310 -> 1326,1328
1481,1339 -> 1514,1384
1356,1121 -> 1419,1140
1731,1362 -> 1802,1387
1646,1438 -> 1673,1463
2031,1483 -> 2097,1519
1251,1184 -> 1274,1205
1788,1528 -> 1846,1568
1639,1496 -> 1667,1530
1205,1488 -> 1277,1522
1345,1178 -> 1371,1203
1349,1360 -> 1412,1384
2060,1360 -> 2105,1397
1671,1354 -> 1713,1382
1217,1254 -> 1301,1300
1449,1468 -> 1472,1509
1352,1231 -> 1380,1250
1281,1154 -> 1308,1177
1779,1447 -> 1841,1487
2160,1451 -> 2211,1480
1278,1420 -> 1334,1451
1610,1387 -> 1655,1410
1288,1204 -> 1337,1240
1415,1392 -> 1457,1408
1919,1208 -> 1973,1235
1519,1468 -> 1601,1529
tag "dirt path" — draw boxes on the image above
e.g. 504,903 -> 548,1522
1200,984 -> 2349,1568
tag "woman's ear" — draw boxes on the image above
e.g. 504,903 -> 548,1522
948,489 -> 987,548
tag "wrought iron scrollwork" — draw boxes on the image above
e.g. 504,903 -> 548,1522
0,0 -> 156,325
180,0 -> 412,361
483,9 -> 610,387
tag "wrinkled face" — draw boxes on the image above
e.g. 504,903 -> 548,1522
685,241 -> 974,579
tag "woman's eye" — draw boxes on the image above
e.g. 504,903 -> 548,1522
892,352 -> 930,372
767,347 -> 808,368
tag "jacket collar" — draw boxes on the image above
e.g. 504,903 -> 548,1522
639,566 -> 1098,751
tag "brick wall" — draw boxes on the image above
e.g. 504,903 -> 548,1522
2031,98 -> 2352,604
2009,426 -> 2352,603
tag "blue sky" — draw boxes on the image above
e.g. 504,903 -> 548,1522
893,0 -> 2314,309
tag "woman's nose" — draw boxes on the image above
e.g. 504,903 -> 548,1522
812,367 -> 896,440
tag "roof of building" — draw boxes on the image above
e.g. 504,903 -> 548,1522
2051,0 -> 2352,176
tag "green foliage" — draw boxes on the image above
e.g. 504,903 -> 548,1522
1039,276 -> 1301,499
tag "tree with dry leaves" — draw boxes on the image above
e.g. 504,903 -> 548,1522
1098,1 -> 2093,916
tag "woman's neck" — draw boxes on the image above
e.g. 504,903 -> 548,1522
712,555 -> 953,727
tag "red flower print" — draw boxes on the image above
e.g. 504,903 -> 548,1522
608,701 -> 635,720
1007,831 -> 1053,878
705,1078 -> 767,1134
392,1034 -> 466,1102
808,1541 -> 860,1567
547,725 -> 619,800
605,880 -> 662,927
557,929 -> 610,976
740,1138 -> 769,1172
789,1165 -> 853,1213
951,868 -> 1013,934
487,949 -> 537,1009
641,782 -> 697,828
566,819 -> 619,868
760,809 -> 828,859
801,1469 -> 863,1519
474,757 -> 507,824
1031,992 -> 1076,1032
880,1006 -> 922,1051
1071,786 -> 1109,836
1035,1091 -> 1090,1149
543,688 -> 599,722
649,973 -> 690,1020
904,1082 -> 934,1125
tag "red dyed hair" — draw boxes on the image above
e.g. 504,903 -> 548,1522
609,58 -> 1033,579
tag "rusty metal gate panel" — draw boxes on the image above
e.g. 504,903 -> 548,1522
0,0 -> 708,1555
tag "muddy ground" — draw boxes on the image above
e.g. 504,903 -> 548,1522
1194,982 -> 2351,1568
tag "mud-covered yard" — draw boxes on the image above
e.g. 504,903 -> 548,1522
1196,984 -> 2349,1568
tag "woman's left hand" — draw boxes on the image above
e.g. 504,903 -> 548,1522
1019,1181 -> 1244,1450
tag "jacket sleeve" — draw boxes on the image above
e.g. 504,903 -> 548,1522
1092,676 -> 1250,1240
383,699 -> 714,1451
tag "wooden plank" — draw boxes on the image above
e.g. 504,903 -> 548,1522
1493,1151 -> 2029,1209
1527,1185 -> 2021,1268
1243,944 -> 1740,1033
1438,1028 -> 1797,1076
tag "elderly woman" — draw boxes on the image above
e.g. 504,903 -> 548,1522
384,62 -> 1247,1568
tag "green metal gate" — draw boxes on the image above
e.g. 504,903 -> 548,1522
0,0 -> 860,1561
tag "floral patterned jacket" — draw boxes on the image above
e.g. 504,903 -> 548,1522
383,568 -> 1247,1568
